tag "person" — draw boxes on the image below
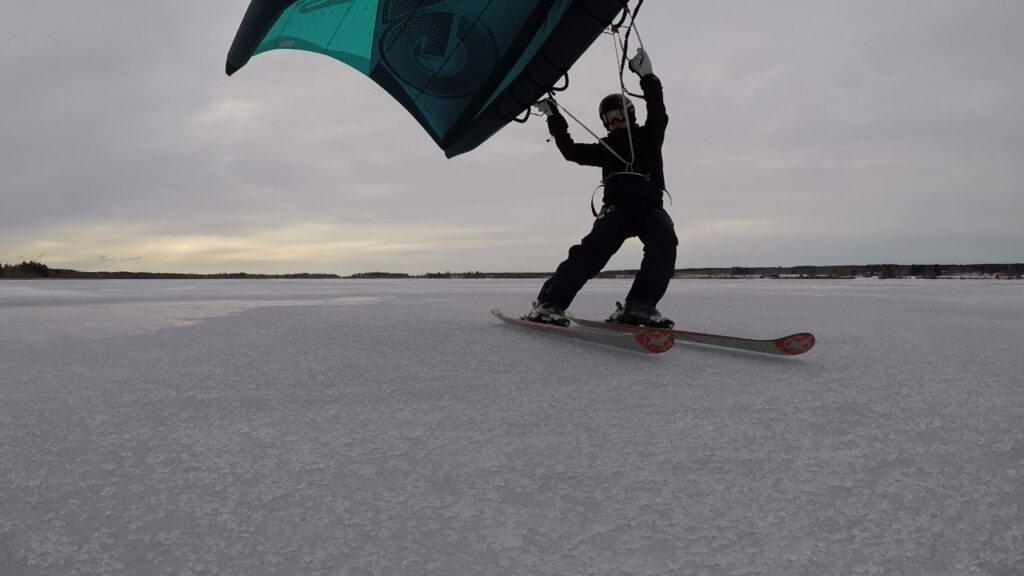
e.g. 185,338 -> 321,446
525,47 -> 677,329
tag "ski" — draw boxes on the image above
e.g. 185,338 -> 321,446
568,316 -> 815,356
491,309 -> 674,354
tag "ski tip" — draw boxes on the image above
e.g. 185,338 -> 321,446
633,329 -> 675,354
774,333 -> 816,355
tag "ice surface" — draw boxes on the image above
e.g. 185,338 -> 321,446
1,278 -> 1022,575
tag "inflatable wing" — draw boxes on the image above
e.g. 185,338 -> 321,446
226,0 -> 628,158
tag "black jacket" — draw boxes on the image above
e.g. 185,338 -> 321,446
547,74 -> 668,207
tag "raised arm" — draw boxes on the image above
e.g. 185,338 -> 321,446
630,48 -> 668,140
639,75 -> 667,140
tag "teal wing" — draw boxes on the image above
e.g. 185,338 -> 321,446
226,0 -> 628,157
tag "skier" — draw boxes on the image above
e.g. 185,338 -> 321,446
526,47 -> 677,328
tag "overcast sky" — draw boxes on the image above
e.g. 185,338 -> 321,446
2,1 -> 1021,275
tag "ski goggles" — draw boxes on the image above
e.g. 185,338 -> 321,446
601,108 -> 628,124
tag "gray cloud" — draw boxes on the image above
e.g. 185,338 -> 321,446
2,1 -> 1021,274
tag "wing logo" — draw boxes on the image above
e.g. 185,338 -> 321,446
380,1 -> 497,99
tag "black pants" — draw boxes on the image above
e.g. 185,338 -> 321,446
537,205 -> 677,310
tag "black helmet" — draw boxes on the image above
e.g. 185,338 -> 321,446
599,93 -> 635,129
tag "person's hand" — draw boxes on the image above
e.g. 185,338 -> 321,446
628,47 -> 654,77
534,98 -> 558,117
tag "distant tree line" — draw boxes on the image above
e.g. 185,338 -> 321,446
676,264 -> 1023,279
380,264 -> 1024,279
1,261 -> 56,278
421,271 -> 500,279
4,261 -> 1021,280
0,261 -> 340,279
349,272 -> 411,279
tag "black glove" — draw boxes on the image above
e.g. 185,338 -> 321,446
547,112 -> 569,135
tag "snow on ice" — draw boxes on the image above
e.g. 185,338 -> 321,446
1,278 -> 1022,575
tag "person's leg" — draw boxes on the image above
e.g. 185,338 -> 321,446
537,206 -> 628,310
625,208 -> 677,307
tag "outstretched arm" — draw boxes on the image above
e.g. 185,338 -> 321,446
535,99 -> 605,167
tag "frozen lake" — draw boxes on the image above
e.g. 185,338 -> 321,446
1,278 -> 1022,575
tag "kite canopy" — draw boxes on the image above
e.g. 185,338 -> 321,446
226,0 -> 629,158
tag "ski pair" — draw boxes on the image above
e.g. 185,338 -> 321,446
493,308 -> 815,356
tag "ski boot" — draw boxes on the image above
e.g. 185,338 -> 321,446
607,301 -> 675,329
524,301 -> 570,327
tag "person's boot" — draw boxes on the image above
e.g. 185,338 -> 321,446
524,301 -> 570,327
607,301 -> 674,329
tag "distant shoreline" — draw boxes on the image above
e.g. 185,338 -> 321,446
3,261 -> 1022,280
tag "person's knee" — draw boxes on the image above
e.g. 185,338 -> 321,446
644,237 -> 676,260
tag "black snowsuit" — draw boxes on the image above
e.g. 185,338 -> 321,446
537,74 -> 677,311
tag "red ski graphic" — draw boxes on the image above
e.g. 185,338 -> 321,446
774,333 -> 816,355
570,316 -> 815,356
634,329 -> 675,353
